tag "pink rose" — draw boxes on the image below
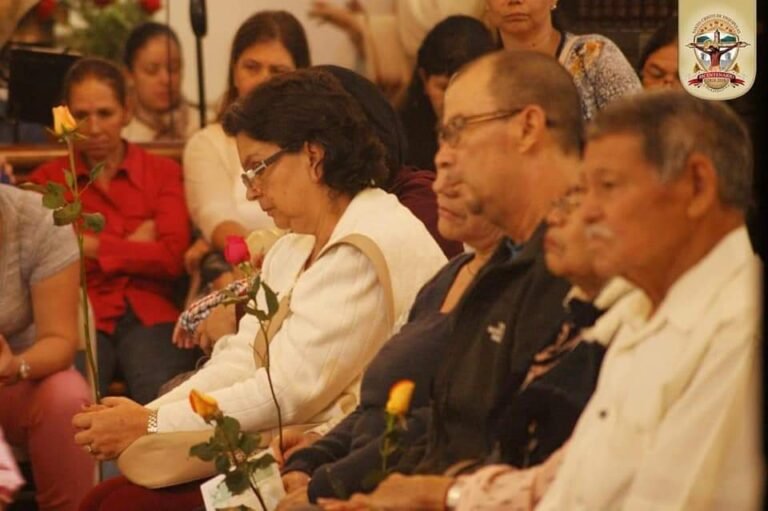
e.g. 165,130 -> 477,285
224,236 -> 250,266
140,0 -> 161,14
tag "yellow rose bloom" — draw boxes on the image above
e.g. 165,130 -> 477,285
385,380 -> 415,416
52,105 -> 78,135
189,389 -> 221,422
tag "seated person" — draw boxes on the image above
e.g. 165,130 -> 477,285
0,426 -> 23,511
25,57 -> 197,404
398,16 -> 495,171
0,184 -> 94,511
74,68 -> 447,511
637,17 -> 681,90
330,91 -> 763,511
122,22 -> 199,142
183,11 -> 310,294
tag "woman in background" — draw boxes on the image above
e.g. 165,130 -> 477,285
486,0 -> 641,120
122,22 -> 199,142
26,58 -> 195,404
637,17 -> 680,90
398,16 -> 495,171
182,11 -> 310,293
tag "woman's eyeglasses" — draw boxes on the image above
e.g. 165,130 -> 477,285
240,148 -> 291,189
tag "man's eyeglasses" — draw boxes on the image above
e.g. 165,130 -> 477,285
551,185 -> 585,216
240,148 -> 291,189
437,109 -> 524,147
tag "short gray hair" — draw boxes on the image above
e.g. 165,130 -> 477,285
587,90 -> 753,210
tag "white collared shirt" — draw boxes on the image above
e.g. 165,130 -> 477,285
538,226 -> 764,510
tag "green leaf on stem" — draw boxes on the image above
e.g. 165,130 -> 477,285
224,469 -> 249,495
263,284 -> 279,318
220,416 -> 242,446
53,201 -> 82,226
42,182 -> 67,209
89,161 -> 105,182
250,453 -> 275,471
239,433 -> 260,456
214,454 -> 230,475
189,441 -> 217,461
82,212 -> 106,233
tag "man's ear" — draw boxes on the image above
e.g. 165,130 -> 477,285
683,152 -> 719,218
515,105 -> 549,153
305,142 -> 326,183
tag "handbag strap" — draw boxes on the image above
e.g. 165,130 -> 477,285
251,233 -> 395,365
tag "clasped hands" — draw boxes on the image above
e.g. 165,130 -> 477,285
71,397 -> 150,461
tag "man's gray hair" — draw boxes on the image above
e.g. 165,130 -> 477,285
587,90 -> 753,210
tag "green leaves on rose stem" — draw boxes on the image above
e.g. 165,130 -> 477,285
41,182 -> 67,209
224,467 -> 249,495
264,283 -> 279,317
83,212 -> 105,233
53,201 -> 82,226
189,441 -> 217,461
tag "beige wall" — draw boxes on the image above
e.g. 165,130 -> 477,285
155,0 -> 394,112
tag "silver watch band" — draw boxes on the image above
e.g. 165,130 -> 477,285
146,409 -> 159,434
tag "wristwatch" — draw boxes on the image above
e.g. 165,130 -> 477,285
147,409 -> 159,434
17,357 -> 31,380
444,480 -> 465,511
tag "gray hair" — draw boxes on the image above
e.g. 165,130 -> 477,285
587,90 -> 753,210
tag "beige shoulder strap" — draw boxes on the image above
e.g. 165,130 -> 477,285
251,233 -> 396,366
332,233 -> 395,328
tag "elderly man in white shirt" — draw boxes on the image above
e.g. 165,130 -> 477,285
320,91 -> 764,511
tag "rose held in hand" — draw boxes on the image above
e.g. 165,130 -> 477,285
52,105 -> 78,137
189,389 -> 221,423
224,236 -> 251,266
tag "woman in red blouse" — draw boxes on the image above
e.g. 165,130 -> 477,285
27,58 -> 197,404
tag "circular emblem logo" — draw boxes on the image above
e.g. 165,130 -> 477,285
686,14 -> 749,91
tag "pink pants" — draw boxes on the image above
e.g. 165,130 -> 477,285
0,368 -> 95,511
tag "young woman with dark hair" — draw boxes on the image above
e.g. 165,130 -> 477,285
398,16 -> 495,171
122,22 -> 197,142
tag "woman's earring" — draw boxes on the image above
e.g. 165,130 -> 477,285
551,3 -> 557,10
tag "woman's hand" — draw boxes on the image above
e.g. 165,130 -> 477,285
281,471 -> 311,494
184,238 -> 211,274
271,428 -> 321,466
308,1 -> 365,52
127,220 -> 157,242
72,397 -> 151,460
0,335 -> 20,386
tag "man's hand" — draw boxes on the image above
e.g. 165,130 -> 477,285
271,427 -> 321,466
72,397 -> 150,460
318,473 -> 454,511
282,471 -> 311,493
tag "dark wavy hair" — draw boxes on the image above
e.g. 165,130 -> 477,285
221,69 -> 388,197
63,57 -> 126,106
123,22 -> 181,70
398,16 -> 495,169
217,11 -> 310,119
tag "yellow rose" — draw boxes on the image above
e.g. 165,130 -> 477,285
385,380 -> 415,416
52,105 -> 78,135
189,389 -> 221,422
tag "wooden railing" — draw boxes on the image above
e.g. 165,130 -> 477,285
0,142 -> 184,175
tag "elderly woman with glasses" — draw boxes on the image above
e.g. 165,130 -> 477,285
74,68 -> 447,511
